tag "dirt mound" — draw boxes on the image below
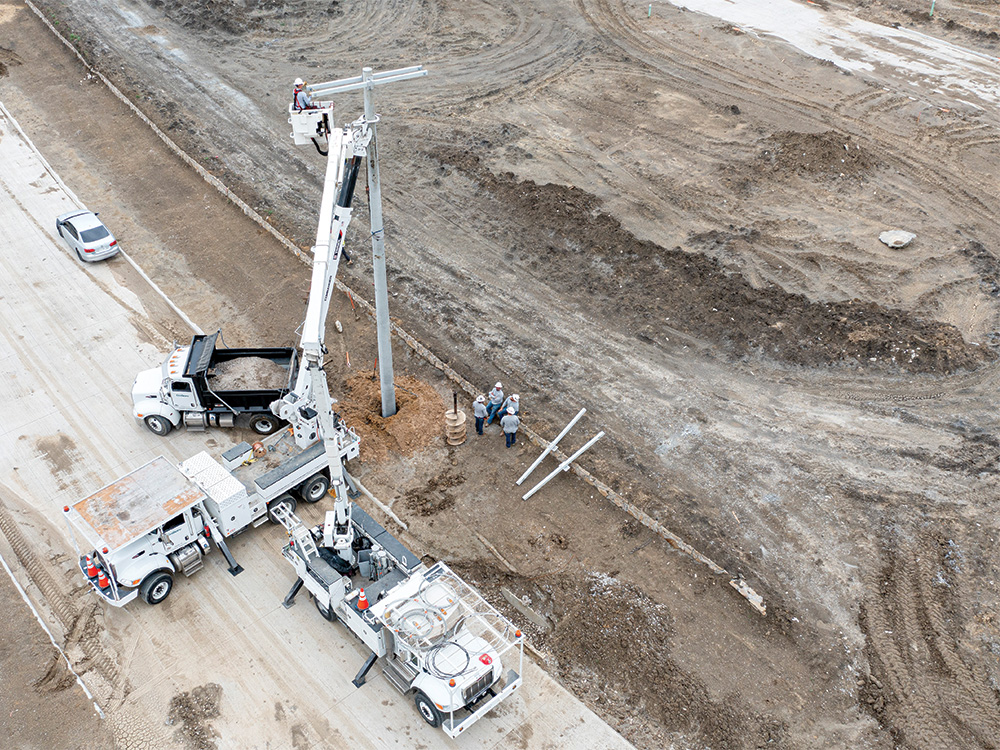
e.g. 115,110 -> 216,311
336,373 -> 444,462
145,0 -> 256,35
452,561 -> 785,749
756,130 -> 878,178
211,356 -> 287,389
436,147 -> 990,374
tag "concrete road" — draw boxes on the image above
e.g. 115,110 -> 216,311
0,104 -> 634,749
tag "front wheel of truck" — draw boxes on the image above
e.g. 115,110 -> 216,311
144,415 -> 173,436
140,571 -> 174,605
414,692 -> 442,728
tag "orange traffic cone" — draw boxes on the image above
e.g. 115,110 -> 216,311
97,569 -> 110,589
85,555 -> 98,578
357,589 -> 369,611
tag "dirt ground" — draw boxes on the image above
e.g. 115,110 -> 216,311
4,0 -> 1000,748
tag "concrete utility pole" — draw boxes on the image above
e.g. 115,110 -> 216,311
307,64 -> 427,417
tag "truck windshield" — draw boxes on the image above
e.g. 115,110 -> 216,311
80,225 -> 110,242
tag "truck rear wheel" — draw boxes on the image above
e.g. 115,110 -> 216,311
300,474 -> 330,503
139,571 -> 174,605
144,415 -> 173,436
314,596 -> 337,622
249,414 -> 280,435
267,494 -> 297,524
414,692 -> 442,728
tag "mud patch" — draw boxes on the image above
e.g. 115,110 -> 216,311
338,373 -> 445,461
32,433 -> 82,490
402,471 -> 464,516
0,47 -> 23,78
437,147 -> 989,374
168,683 -> 223,750
754,130 -> 877,178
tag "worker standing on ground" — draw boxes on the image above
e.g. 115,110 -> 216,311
500,407 -> 520,448
500,393 -> 519,417
292,78 -> 318,111
486,382 -> 504,425
473,395 -> 488,435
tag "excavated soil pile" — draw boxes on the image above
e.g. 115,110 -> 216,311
755,130 -> 878,178
453,561 -> 785,749
435,147 -> 990,374
336,373 -> 444,461
210,357 -> 287,390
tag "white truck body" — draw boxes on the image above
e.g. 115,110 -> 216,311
66,423 -> 361,606
279,507 -> 524,738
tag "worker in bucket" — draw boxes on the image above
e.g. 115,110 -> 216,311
292,78 -> 319,111
485,382 -> 504,425
500,406 -> 520,448
501,393 -> 520,417
473,395 -> 489,436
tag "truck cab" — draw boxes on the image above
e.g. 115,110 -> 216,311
66,457 -> 220,606
132,331 -> 297,437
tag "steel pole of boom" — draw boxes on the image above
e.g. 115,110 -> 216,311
308,65 -> 427,417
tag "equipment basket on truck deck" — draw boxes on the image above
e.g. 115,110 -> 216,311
278,505 -> 524,738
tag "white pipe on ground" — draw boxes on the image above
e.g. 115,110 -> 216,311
522,431 -> 605,501
516,408 -> 587,486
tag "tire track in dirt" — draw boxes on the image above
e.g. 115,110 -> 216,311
0,488 -> 123,693
860,532 -> 1000,749
576,0 -> 1000,222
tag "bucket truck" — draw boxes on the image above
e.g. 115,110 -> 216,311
273,95 -> 524,737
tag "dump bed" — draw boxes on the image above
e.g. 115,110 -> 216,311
185,331 -> 297,410
67,456 -> 206,552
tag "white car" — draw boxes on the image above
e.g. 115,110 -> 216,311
55,210 -> 119,261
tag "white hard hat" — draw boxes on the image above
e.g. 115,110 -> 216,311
476,395 -> 485,403
507,406 -> 516,415
495,382 -> 502,389
294,77 -> 304,87
511,394 -> 519,401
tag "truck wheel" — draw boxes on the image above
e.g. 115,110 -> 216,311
139,571 -> 174,605
144,415 -> 173,436
414,692 -> 442,728
267,494 -> 297,524
300,474 -> 330,503
249,414 -> 280,435
314,596 -> 337,622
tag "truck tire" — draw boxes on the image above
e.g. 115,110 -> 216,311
314,596 -> 338,622
249,414 -> 280,435
139,571 -> 174,605
414,692 -> 442,728
144,415 -> 173,436
266,494 -> 297,524
299,473 -> 330,503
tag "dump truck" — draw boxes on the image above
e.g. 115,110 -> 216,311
64,420 -> 360,606
132,330 -> 297,436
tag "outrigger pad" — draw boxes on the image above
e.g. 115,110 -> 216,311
352,651 -> 378,688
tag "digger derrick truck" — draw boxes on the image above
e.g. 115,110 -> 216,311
278,507 -> 524,738
132,330 -> 297,437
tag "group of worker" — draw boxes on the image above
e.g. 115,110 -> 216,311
473,382 -> 520,448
